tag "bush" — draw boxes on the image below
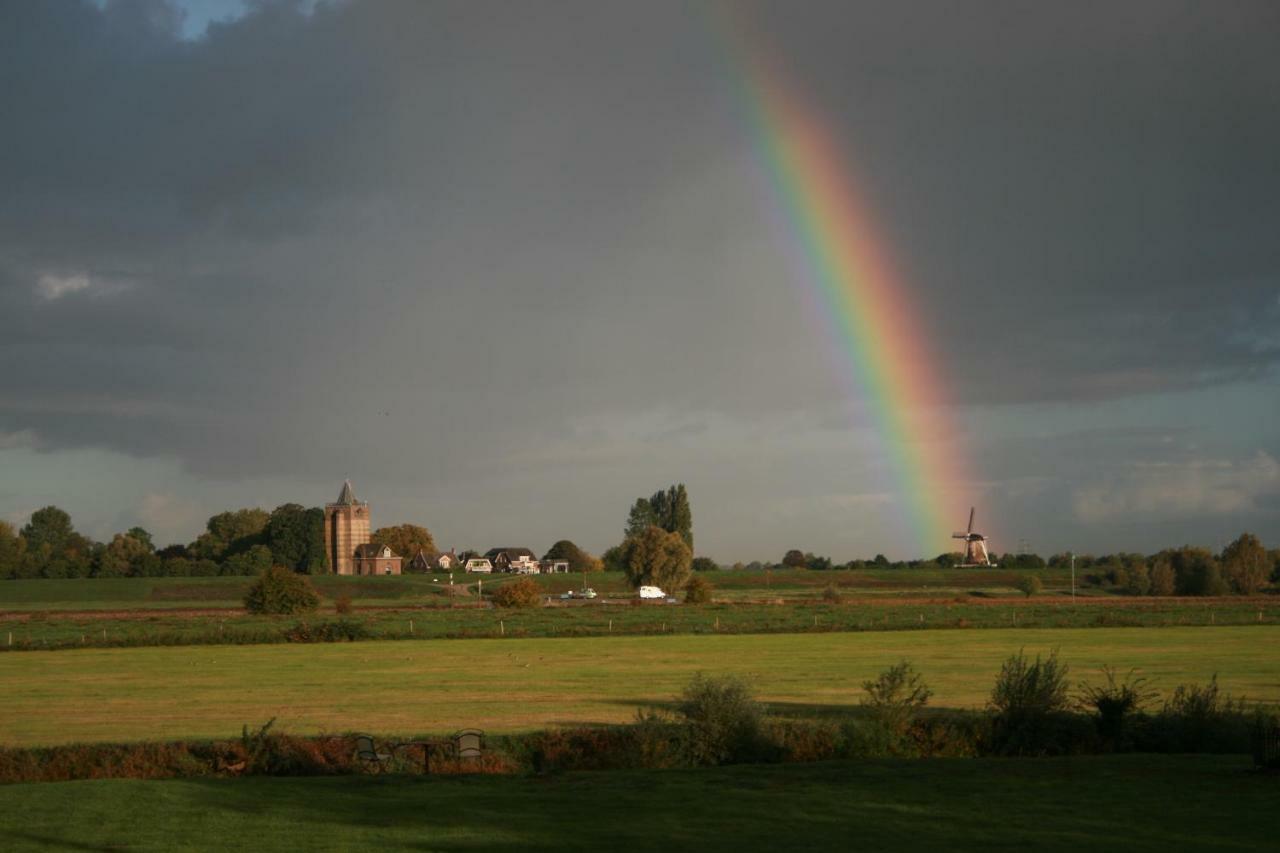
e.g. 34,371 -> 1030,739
1152,674 -> 1249,752
989,649 -> 1072,755
1014,575 -> 1042,597
822,584 -> 842,603
243,566 -> 320,615
861,661 -> 931,738
1250,707 -> 1280,770
684,575 -> 712,604
334,593 -> 353,615
1078,667 -> 1157,749
282,619 -> 370,643
676,673 -> 774,765
490,578 -> 543,609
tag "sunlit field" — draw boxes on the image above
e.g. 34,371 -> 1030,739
2,626 -> 1274,747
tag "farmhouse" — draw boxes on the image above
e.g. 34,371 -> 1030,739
354,543 -> 402,576
406,548 -> 459,572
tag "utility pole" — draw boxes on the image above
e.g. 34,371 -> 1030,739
1070,552 -> 1076,601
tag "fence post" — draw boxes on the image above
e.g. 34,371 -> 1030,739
500,620 -> 505,636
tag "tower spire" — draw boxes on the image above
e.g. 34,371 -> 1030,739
337,479 -> 356,505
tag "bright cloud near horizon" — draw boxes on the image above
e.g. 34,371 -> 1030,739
2,0 -> 1278,561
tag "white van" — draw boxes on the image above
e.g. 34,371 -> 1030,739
638,585 -> 666,599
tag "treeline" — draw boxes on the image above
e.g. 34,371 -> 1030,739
760,534 -> 1279,596
0,505 -> 328,580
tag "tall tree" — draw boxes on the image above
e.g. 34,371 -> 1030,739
0,521 -> 26,579
624,498 -> 657,539
1221,532 -> 1269,595
21,506 -> 74,554
620,525 -> 692,591
370,524 -> 436,562
126,527 -> 154,552
266,504 -> 330,573
650,484 -> 693,549
190,508 -> 269,560
94,532 -> 152,578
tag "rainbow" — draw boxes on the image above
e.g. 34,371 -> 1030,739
712,8 -> 970,557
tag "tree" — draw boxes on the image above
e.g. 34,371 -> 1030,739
1160,546 -> 1227,596
265,505 -> 329,573
370,523 -> 436,563
126,527 -> 154,552
190,508 -> 269,560
94,533 -> 152,578
0,521 -> 26,580
620,526 -> 692,591
21,506 -> 75,554
223,544 -> 274,576
600,544 -> 627,573
651,484 -> 693,549
543,540 -> 602,573
1014,575 -> 1042,598
1149,558 -> 1176,596
691,556 -> 719,572
806,554 -> 832,571
782,550 -> 807,568
491,577 -> 542,608
625,484 -> 693,549
624,498 -> 658,539
1221,532 -> 1269,595
684,574 -> 713,603
243,566 -> 320,615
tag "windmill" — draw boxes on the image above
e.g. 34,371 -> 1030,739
952,506 -> 994,567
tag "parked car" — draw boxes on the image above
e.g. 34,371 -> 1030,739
559,587 -> 598,600
579,587 -> 598,599
638,585 -> 666,599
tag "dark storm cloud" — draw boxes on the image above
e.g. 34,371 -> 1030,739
2,0 -> 1278,555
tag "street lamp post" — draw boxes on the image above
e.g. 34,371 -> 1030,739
1070,552 -> 1076,601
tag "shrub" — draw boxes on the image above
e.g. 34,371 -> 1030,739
1078,667 -> 1158,749
684,575 -> 712,604
243,566 -> 320,615
1154,674 -> 1249,752
334,593 -> 353,615
1250,707 -> 1280,770
822,584 -> 842,603
1014,575 -> 1042,598
676,673 -> 773,765
282,619 -> 370,643
862,661 -> 932,738
491,577 -> 543,609
1123,563 -> 1151,596
989,649 -> 1072,755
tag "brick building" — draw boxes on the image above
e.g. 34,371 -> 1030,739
323,480 -> 371,576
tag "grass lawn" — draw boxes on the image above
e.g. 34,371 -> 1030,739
1,626 -> 1276,747
0,755 -> 1270,851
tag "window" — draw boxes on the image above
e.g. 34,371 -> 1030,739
385,563 -> 393,575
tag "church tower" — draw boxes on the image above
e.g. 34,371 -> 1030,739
324,480 -> 371,575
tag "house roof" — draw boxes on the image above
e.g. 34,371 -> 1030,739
355,543 -> 399,558
484,547 -> 535,559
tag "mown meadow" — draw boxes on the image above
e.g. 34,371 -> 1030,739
2,626 -> 1275,747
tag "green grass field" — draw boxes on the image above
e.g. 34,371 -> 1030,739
3,597 -> 1278,652
2,626 -> 1275,747
0,568 -> 1091,611
0,755 -> 1270,851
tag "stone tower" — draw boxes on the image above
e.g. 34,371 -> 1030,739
323,480 -> 371,576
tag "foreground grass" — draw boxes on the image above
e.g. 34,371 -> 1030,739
0,755 -> 1270,851
1,626 -> 1275,747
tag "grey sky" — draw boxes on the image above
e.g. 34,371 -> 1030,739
2,0 -> 1277,561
